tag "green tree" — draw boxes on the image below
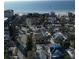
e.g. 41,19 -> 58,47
27,33 -> 33,51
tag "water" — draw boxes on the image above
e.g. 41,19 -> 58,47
4,1 -> 75,13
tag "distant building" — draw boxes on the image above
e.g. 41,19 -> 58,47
50,12 -> 56,17
4,17 -> 8,27
68,12 -> 74,17
4,17 -> 10,41
53,31 -> 67,44
48,17 -> 57,23
4,9 -> 14,18
34,29 -> 50,44
43,13 -> 49,17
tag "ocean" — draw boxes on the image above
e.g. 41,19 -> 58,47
4,1 -> 75,13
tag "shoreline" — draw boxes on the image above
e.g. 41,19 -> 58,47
14,10 -> 75,15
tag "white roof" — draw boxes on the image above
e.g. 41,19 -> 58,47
4,17 -> 8,21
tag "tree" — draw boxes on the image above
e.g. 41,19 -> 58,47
48,26 -> 53,34
27,33 -> 33,51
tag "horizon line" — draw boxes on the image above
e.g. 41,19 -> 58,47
5,0 -> 74,2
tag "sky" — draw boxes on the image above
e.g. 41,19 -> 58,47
5,0 -> 74,1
